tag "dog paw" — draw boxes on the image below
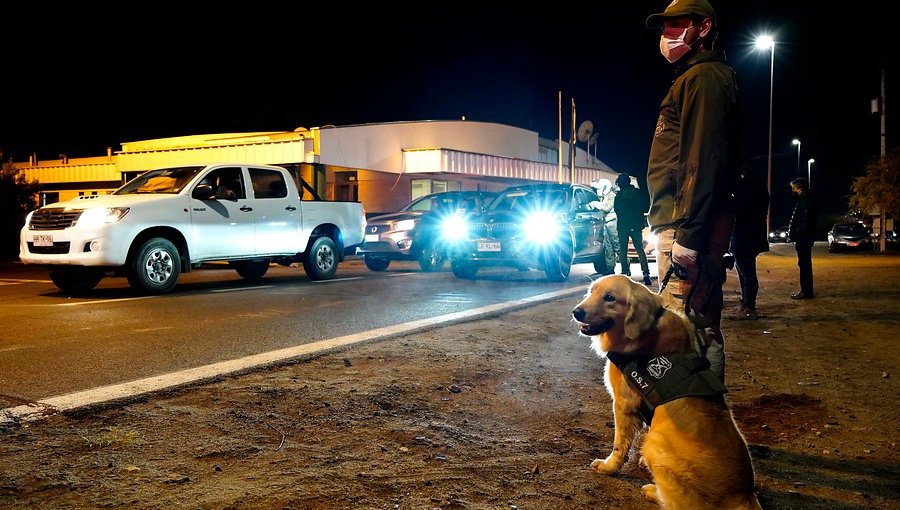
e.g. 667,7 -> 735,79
590,457 -> 621,475
641,483 -> 660,504
638,455 -> 649,472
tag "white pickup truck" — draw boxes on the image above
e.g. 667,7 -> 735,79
19,163 -> 366,294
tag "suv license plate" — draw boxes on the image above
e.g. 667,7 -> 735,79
33,235 -> 53,247
477,242 -> 501,252
365,234 -> 379,242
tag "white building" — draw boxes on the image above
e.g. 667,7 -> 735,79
15,120 -> 618,215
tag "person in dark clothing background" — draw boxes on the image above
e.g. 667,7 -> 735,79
613,172 -> 652,286
729,168 -> 769,319
788,177 -> 817,299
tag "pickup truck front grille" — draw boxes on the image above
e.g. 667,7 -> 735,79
27,242 -> 71,254
29,209 -> 83,230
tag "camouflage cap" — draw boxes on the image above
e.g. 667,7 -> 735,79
646,0 -> 716,28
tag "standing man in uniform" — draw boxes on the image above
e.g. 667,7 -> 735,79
645,0 -> 743,382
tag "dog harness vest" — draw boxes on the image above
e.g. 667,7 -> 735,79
606,351 -> 727,425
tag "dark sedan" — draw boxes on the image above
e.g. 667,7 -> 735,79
441,183 -> 608,281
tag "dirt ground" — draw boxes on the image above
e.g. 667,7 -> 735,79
1,244 -> 898,510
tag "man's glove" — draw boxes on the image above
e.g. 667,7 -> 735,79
672,241 -> 698,269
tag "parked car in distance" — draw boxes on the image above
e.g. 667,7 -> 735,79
442,183 -> 608,281
769,225 -> 791,243
828,222 -> 874,252
357,191 -> 497,272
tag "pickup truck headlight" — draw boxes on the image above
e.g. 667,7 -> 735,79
523,211 -> 562,244
395,219 -> 416,232
74,207 -> 130,227
441,215 -> 469,241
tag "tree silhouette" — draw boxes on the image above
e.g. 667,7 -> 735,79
0,153 -> 40,259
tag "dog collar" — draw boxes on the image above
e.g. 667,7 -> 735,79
606,351 -> 727,425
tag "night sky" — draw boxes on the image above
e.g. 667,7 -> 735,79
3,3 -> 894,226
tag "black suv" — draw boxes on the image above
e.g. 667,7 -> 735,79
357,191 -> 497,272
442,183 -> 608,281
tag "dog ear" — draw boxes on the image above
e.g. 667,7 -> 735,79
624,284 -> 661,340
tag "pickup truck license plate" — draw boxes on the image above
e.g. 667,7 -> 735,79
477,241 -> 501,252
33,235 -> 53,247
365,234 -> 379,243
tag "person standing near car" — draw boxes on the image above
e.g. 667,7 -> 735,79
592,178 -> 619,275
729,168 -> 769,319
788,177 -> 817,299
613,172 -> 652,285
645,0 -> 743,382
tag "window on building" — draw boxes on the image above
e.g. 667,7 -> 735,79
411,179 -> 460,201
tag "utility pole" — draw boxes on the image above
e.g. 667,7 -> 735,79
558,91 -> 563,184
879,64 -> 887,252
570,98 -> 576,183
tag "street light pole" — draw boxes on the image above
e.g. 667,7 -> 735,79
807,158 -> 815,188
756,35 -> 776,235
792,138 -> 801,177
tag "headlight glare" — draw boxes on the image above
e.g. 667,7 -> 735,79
441,215 -> 469,241
75,207 -> 130,227
395,219 -> 416,232
524,211 -> 561,244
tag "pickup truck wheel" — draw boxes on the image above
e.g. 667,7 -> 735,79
364,255 -> 390,272
417,243 -> 445,272
303,236 -> 338,280
127,238 -> 181,294
451,260 -> 478,279
545,243 -> 573,282
231,260 -> 270,281
49,267 -> 102,294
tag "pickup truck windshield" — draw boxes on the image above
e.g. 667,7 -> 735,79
114,166 -> 205,195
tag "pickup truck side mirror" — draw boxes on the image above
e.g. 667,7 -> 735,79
192,184 -> 215,200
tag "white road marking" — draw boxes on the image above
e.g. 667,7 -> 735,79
312,277 -> 363,283
210,285 -> 273,293
56,296 -> 157,306
387,272 -> 416,277
0,345 -> 32,353
0,286 -> 585,424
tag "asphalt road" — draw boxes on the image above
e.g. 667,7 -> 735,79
0,258 -> 657,407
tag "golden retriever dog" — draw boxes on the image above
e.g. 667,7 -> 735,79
572,275 -> 761,510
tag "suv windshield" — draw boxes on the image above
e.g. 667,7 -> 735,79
490,189 -> 568,213
114,166 -> 205,195
403,193 -> 464,213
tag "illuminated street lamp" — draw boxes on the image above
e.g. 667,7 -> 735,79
756,34 -> 776,233
792,138 -> 801,177
807,158 -> 815,188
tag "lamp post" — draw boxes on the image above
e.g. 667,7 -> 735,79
756,35 -> 776,234
792,138 -> 801,177
807,158 -> 815,188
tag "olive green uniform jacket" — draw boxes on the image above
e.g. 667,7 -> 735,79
646,49 -> 743,252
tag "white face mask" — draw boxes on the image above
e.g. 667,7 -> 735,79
659,26 -> 695,63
